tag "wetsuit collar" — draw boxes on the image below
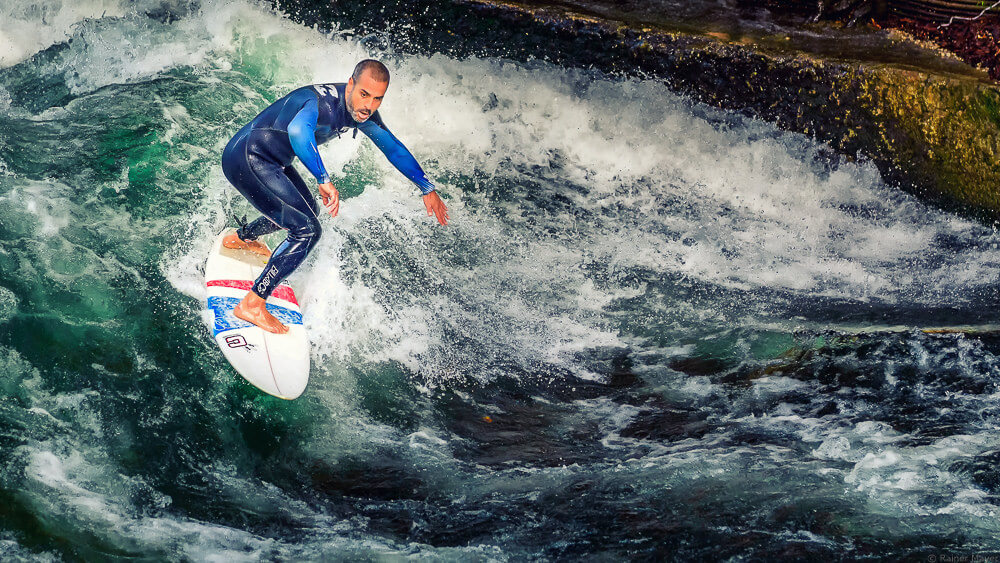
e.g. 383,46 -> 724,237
335,83 -> 359,132
335,83 -> 350,119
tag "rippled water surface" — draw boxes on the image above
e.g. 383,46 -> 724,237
2,0 -> 1000,560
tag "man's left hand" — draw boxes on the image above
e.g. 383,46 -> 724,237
423,191 -> 449,226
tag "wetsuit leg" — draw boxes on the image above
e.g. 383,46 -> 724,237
222,126 -> 282,242
222,140 -> 323,300
237,215 -> 281,242
281,164 -> 321,218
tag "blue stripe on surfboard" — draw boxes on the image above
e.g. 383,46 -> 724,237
207,296 -> 303,336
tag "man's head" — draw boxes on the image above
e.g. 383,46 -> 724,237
346,59 -> 389,123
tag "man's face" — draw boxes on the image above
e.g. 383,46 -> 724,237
345,71 -> 388,123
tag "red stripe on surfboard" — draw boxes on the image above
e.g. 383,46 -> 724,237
207,279 -> 299,306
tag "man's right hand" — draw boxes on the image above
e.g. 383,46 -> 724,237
423,191 -> 449,226
319,182 -> 339,217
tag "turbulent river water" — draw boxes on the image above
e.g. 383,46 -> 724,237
2,0 -> 1000,559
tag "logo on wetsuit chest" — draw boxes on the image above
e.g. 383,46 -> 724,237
258,265 -> 279,294
312,84 -> 338,99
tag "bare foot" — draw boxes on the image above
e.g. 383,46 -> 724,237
223,232 -> 271,258
234,292 -> 289,334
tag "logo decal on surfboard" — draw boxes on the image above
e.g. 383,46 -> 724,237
224,334 -> 255,351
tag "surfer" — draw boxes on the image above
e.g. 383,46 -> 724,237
220,59 -> 448,334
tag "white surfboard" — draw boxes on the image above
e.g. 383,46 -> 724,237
204,229 -> 309,399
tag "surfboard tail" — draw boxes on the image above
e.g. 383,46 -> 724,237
205,230 -> 310,400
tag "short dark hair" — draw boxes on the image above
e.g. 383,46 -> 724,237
352,59 -> 389,84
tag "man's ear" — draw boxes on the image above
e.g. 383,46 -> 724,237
347,77 -> 354,89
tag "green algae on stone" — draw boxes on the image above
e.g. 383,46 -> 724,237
849,68 -> 1000,217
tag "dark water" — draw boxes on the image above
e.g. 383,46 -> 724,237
2,0 -> 1000,560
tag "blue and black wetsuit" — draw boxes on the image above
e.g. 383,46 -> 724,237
221,83 -> 434,299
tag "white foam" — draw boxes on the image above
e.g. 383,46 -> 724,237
812,436 -> 855,462
752,376 -> 808,396
0,180 -> 71,237
0,0 -> 129,68
385,57 -> 1000,305
0,285 -> 18,323
0,537 -> 61,562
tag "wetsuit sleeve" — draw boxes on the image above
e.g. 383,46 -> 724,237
357,114 -> 435,195
287,97 -> 330,184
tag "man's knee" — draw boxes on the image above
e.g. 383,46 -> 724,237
288,216 -> 322,248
